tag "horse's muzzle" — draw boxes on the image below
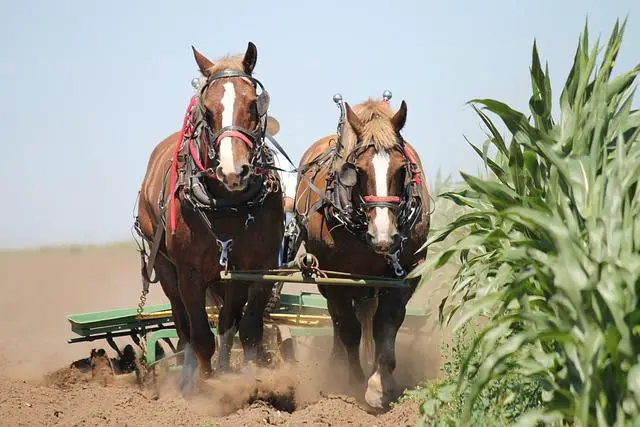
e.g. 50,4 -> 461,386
216,164 -> 252,191
365,231 -> 402,255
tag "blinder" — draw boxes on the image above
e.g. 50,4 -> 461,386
338,162 -> 358,187
256,88 -> 270,117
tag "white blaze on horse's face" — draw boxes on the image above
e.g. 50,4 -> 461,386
218,82 -> 236,175
366,149 -> 400,254
215,81 -> 252,192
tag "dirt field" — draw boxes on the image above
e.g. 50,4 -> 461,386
0,243 -> 445,426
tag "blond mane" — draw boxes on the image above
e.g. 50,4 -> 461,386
340,99 -> 399,160
203,54 -> 246,75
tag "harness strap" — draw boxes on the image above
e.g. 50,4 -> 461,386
404,146 -> 422,186
264,132 -> 340,216
299,173 -> 335,209
145,224 -> 165,281
265,132 -> 298,173
188,137 -> 213,175
169,95 -> 199,234
363,195 -> 401,204
216,129 -> 254,148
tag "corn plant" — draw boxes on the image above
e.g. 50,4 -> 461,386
411,18 -> 640,427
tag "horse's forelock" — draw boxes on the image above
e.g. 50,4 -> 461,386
337,99 -> 401,173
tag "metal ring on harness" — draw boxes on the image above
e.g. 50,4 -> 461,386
297,252 -> 320,278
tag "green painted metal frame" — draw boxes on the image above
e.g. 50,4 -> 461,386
67,292 -> 427,339
66,293 -> 332,338
67,291 -> 429,368
67,303 -> 173,338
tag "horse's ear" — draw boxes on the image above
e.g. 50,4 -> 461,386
243,41 -> 258,75
192,45 -> 215,76
345,102 -> 364,139
392,100 -> 407,133
266,116 -> 280,136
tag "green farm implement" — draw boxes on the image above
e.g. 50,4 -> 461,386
66,284 -> 429,377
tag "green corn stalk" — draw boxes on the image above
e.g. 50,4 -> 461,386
411,17 -> 640,427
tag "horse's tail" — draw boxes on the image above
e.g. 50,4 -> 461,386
355,298 -> 378,370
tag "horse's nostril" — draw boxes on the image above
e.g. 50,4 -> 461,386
215,166 -> 225,182
239,164 -> 251,178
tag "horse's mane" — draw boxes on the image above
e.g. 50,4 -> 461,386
340,99 -> 398,162
203,54 -> 246,75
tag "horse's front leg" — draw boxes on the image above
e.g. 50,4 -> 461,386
238,281 -> 272,366
155,257 -> 190,365
365,288 -> 411,408
324,289 -> 365,386
215,283 -> 247,373
178,267 -> 215,393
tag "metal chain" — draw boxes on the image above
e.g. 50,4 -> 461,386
136,288 -> 148,319
136,246 -> 151,319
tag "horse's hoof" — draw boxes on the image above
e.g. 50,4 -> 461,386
364,371 -> 384,408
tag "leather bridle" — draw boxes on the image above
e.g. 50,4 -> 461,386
190,69 -> 272,177
174,68 -> 281,217
330,139 -> 423,238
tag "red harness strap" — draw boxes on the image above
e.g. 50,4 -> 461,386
216,130 -> 254,149
169,96 -> 198,234
186,130 -> 252,174
363,195 -> 401,204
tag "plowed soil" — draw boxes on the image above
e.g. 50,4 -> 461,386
0,244 -> 444,426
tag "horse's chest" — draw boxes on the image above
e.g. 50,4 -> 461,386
305,238 -> 390,276
170,208 -> 282,271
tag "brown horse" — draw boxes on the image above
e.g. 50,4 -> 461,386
293,96 -> 431,408
135,42 -> 284,393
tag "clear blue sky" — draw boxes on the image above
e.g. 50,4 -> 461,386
1,1 -> 639,249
